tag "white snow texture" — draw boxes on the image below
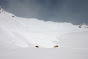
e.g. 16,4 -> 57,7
0,7 -> 88,59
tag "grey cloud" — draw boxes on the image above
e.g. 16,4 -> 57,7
0,0 -> 88,24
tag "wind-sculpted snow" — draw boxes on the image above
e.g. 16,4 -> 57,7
0,8 -> 88,48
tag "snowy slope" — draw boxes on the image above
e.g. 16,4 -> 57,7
59,31 -> 88,48
0,8 -> 88,48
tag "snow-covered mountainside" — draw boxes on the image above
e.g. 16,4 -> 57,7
0,8 -> 88,48
59,31 -> 88,48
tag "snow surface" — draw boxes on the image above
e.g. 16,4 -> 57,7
59,31 -> 88,48
0,7 -> 88,59
0,8 -> 88,48
0,48 -> 88,59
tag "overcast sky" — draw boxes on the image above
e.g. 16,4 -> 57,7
0,0 -> 88,24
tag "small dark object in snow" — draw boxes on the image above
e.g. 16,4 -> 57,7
54,45 -> 59,48
35,46 -> 39,48
12,16 -> 15,17
79,26 -> 81,28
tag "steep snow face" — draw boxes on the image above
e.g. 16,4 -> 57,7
0,9 -> 32,48
0,8 -> 88,48
0,27 -> 29,49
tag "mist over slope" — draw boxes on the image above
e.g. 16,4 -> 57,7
0,7 -> 88,48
